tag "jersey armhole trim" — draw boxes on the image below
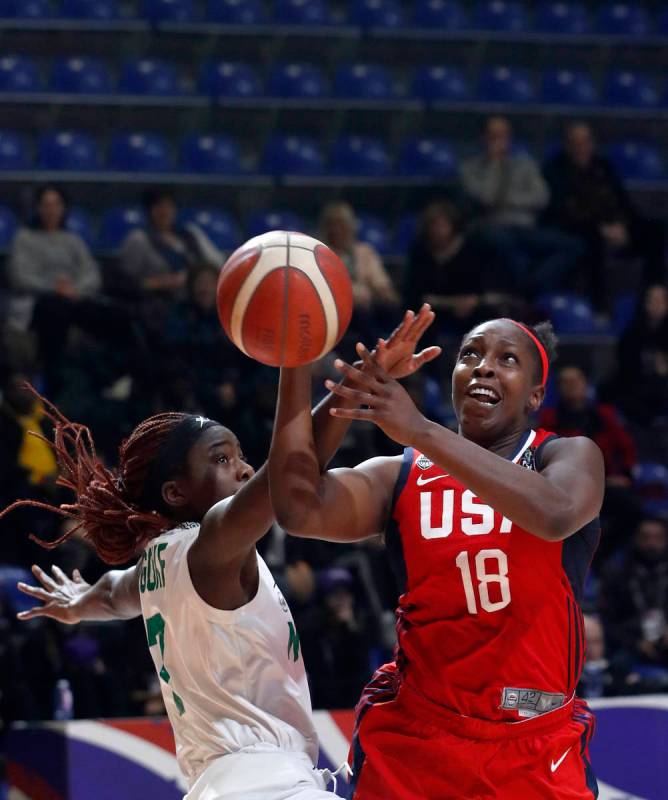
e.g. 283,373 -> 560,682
534,433 -> 559,471
392,447 -> 414,508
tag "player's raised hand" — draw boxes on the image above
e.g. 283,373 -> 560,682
327,343 -> 428,446
17,564 -> 91,624
362,304 -> 441,380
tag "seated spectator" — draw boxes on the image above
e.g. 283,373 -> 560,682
319,202 -> 399,340
405,199 -> 520,336
579,615 -> 615,698
544,122 -> 667,306
460,116 -> 582,298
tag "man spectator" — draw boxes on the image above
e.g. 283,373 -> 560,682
460,116 -> 582,298
543,122 -> 666,307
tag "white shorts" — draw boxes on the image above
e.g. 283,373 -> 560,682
185,751 -> 344,800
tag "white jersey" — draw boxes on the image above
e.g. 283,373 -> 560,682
137,526 -> 319,789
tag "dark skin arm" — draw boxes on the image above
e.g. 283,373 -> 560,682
324,348 -> 605,542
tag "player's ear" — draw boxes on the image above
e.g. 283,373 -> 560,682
526,385 -> 545,414
161,479 -> 189,510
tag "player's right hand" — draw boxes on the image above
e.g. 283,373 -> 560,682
17,564 -> 91,624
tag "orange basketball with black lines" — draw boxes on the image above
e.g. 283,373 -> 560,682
216,230 -> 353,367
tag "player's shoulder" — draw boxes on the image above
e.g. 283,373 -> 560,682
537,433 -> 603,469
353,454 -> 402,482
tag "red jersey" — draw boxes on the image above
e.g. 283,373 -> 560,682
386,428 -> 599,723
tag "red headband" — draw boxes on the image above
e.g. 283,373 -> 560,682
505,320 -> 549,386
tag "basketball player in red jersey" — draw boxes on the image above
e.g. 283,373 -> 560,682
268,317 -> 604,799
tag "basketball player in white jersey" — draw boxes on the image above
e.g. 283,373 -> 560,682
9,307 -> 439,800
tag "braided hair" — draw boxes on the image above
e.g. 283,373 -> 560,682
0,385 -> 189,565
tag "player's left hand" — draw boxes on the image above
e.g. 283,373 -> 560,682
364,304 -> 441,380
326,343 -> 428,446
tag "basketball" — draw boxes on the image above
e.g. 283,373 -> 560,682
216,230 -> 353,367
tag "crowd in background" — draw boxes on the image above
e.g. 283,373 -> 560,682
0,114 -> 667,736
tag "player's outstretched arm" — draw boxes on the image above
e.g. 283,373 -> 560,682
325,347 -> 605,541
17,563 -> 140,624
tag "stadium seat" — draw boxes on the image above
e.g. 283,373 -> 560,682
541,68 -> 597,106
61,0 -> 122,19
109,132 -> 171,172
479,65 -> 535,103
350,0 -> 404,29
206,0 -> 266,23
51,57 -> 113,94
180,207 -> 239,251
413,65 -> 471,103
0,0 -> 54,18
247,209 -> 305,237
261,134 -> 324,175
275,0 -> 332,25
607,141 -> 664,181
65,206 -> 95,246
200,61 -> 261,98
536,1 -> 591,34
180,134 -> 243,174
0,56 -> 41,93
357,214 -> 390,255
334,64 -> 395,100
395,213 -> 417,253
536,293 -> 596,334
475,0 -> 529,31
0,205 -> 17,246
413,0 -> 468,29
597,3 -> 651,36
604,70 -> 659,108
399,137 -> 456,177
329,136 -> 391,177
632,462 -> 668,517
267,63 -> 328,99
0,131 -> 28,170
119,59 -> 180,95
98,206 -> 146,248
37,131 -> 99,170
143,0 -> 196,22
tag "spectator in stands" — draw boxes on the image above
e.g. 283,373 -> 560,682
579,615 -> 615,698
405,199 -> 519,336
600,518 -> 668,682
459,116 -> 582,298
319,202 -> 399,340
544,122 -> 667,306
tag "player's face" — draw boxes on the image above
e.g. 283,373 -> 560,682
452,320 -> 544,447
183,425 -> 254,518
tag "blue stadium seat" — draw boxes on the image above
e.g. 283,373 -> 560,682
330,136 -> 391,176
261,134 -> 324,175
65,206 -> 95,246
604,70 -> 659,108
181,134 -> 243,174
0,131 -> 28,170
414,0 -> 468,29
0,205 -> 17,246
395,213 -> 417,253
597,3 -> 651,36
200,61 -> 261,97
0,0 -> 55,18
247,209 -> 305,237
0,56 -> 41,93
399,137 -> 456,177
98,206 -> 146,248
51,57 -> 113,94
61,0 -> 122,19
37,131 -> 99,170
541,68 -> 597,106
334,64 -> 395,100
632,462 -> 668,517
350,0 -> 404,28
275,0 -> 332,25
143,0 -> 196,22
267,63 -> 327,98
413,65 -> 470,103
608,141 -> 664,181
479,65 -> 535,103
475,0 -> 529,31
536,293 -> 596,334
119,59 -> 180,95
180,207 -> 239,251
357,214 -> 390,255
536,1 -> 591,34
109,132 -> 171,172
207,0 -> 266,23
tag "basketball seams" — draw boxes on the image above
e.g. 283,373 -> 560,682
280,235 -> 291,366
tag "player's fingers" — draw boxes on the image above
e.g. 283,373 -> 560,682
333,359 -> 379,390
355,343 -> 387,378
72,569 -> 85,584
325,380 -> 377,406
329,406 -> 378,421
51,565 -> 67,584
413,346 -> 442,369
31,564 -> 57,591
384,310 -> 414,344
17,582 -> 52,602
410,306 -> 435,341
17,607 -> 46,621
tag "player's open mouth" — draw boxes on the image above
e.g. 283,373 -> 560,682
466,385 -> 501,406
